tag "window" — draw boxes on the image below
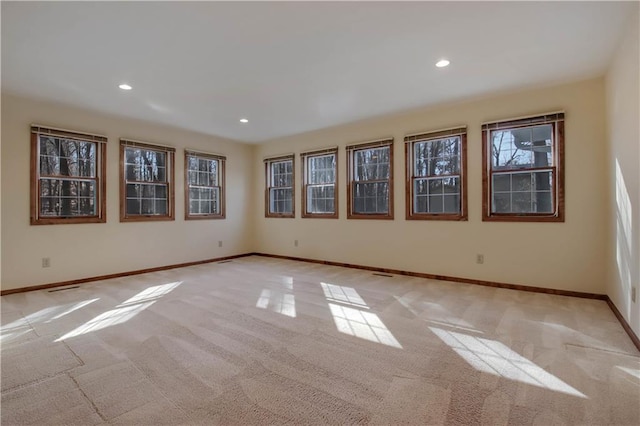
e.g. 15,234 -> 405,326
30,125 -> 107,225
347,138 -> 394,219
265,155 -> 294,218
405,127 -> 467,220
120,139 -> 175,222
301,148 -> 338,218
482,112 -> 564,222
185,151 -> 225,220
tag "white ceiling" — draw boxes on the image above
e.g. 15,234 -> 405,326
1,1 -> 634,143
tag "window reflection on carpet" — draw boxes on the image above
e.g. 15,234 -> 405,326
55,281 -> 182,341
430,326 -> 586,398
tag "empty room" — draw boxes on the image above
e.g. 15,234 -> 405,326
1,1 -> 639,425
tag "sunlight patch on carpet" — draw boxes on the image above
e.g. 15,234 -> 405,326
121,281 -> 183,306
46,298 -> 100,323
329,303 -> 402,348
430,327 -> 587,398
55,282 -> 182,341
617,366 -> 640,381
1,298 -> 101,343
425,319 -> 483,334
321,282 -> 369,309
256,289 -> 296,317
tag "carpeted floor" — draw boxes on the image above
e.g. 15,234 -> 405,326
1,256 -> 639,425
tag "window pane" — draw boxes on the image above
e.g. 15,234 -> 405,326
39,137 -> 96,178
125,183 -> 168,216
155,200 -> 168,215
414,177 -> 460,214
308,154 -> 335,184
493,174 -> 510,192
155,184 -> 167,199
39,179 -> 96,217
353,182 -> 388,214
188,170 -> 198,185
187,154 -> 223,217
443,194 -> 460,213
512,173 -> 531,191
414,137 -> 460,177
491,170 -> 554,213
141,199 -> 155,214
428,195 -> 444,213
491,125 -> 552,170
125,148 -> 167,182
443,177 -> 460,194
414,194 -> 428,213
40,155 -> 60,176
271,160 -> 293,187
126,199 -> 141,215
187,156 -> 198,172
307,184 -> 335,214
354,147 -> 389,181
534,191 -> 553,213
493,192 -> 511,213
270,188 -> 293,214
427,179 -> 443,195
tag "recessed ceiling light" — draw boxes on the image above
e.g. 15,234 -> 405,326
435,59 -> 450,68
239,118 -> 249,123
118,84 -> 132,90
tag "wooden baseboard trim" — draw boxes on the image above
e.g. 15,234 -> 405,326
606,297 -> 640,352
252,253 -> 640,350
3,251 -> 637,351
0,253 -> 253,296
251,252 -> 607,300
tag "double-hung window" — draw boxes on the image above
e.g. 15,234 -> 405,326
185,151 -> 225,220
31,125 -> 107,225
120,139 -> 175,222
482,112 -> 564,222
347,138 -> 394,219
301,148 -> 338,218
405,127 -> 467,220
265,155 -> 294,218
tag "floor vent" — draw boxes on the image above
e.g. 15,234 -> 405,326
218,260 -> 233,264
372,273 -> 393,277
48,285 -> 80,293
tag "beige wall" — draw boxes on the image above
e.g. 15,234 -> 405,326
1,94 -> 255,291
253,78 -> 609,294
0,77 -> 619,298
605,6 -> 639,336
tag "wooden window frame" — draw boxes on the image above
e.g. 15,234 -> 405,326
405,127 -> 468,221
30,125 -> 107,225
346,138 -> 394,220
482,112 -> 565,222
120,139 -> 175,222
184,150 -> 226,220
264,155 -> 295,218
301,147 -> 338,219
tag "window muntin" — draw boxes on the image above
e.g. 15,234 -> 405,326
483,113 -> 564,221
120,140 -> 175,221
31,126 -> 106,225
302,149 -> 337,218
347,139 -> 393,219
185,151 -> 225,219
265,156 -> 294,217
406,128 -> 466,220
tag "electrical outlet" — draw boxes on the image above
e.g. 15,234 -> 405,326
632,287 -> 637,303
218,240 -> 223,248
294,239 -> 299,247
42,257 -> 51,268
476,254 -> 484,264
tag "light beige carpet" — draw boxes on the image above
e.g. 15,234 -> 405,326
1,256 -> 639,425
